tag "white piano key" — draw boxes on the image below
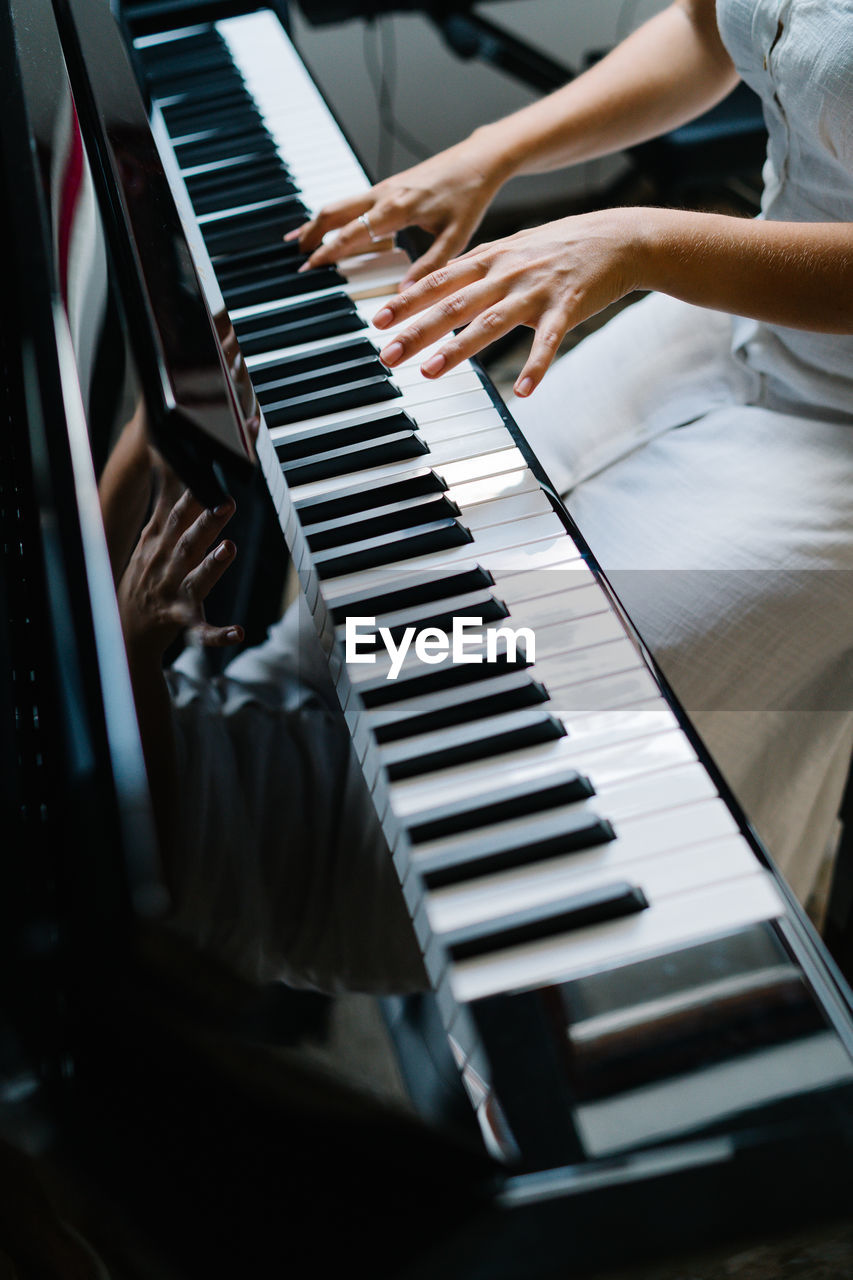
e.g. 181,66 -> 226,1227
390,720 -> 711,821
446,467 -> 541,509
462,488 -> 553,530
323,510 -> 568,598
427,834 -> 762,936
292,443 -> 527,512
264,376 -> 491,448
448,870 -> 786,1003
411,794 -> 738,896
541,663 -> 661,711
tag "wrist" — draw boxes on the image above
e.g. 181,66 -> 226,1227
627,205 -> 687,295
467,122 -> 521,189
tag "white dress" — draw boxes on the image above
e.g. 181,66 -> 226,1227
513,0 -> 853,906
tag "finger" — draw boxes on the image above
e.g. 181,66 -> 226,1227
417,303 -> 524,379
298,207 -> 395,272
163,500 -> 236,591
181,537 -> 238,607
284,193 -> 370,253
397,226 -> 471,291
513,309 -> 570,398
372,259 -> 482,349
376,276 -> 496,369
145,469 -> 196,539
190,621 -> 245,648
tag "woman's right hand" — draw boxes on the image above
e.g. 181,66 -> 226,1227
287,132 -> 507,289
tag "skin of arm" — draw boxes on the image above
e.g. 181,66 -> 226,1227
374,211 -> 853,398
293,0 -> 739,283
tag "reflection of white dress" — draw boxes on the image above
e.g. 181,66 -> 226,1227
513,0 -> 853,905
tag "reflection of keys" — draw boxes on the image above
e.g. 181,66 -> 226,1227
139,9 -> 786,1050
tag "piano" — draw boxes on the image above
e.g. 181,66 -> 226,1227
2,0 -> 853,1275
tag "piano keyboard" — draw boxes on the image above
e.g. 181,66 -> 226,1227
134,7 -> 809,1162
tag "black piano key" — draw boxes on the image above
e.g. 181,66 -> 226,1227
262,373 -> 399,427
443,882 -> 649,963
253,338 -> 378,382
159,84 -> 254,118
171,107 -> 266,145
216,247 -> 308,289
176,129 -> 279,170
202,203 -> 316,255
358,644 -> 530,708
257,353 -> 389,400
223,268 -> 336,310
279,429 -> 428,487
145,44 -> 240,71
208,240 -> 304,282
415,811 -> 616,889
327,563 -> 492,618
152,69 -> 248,102
136,29 -> 223,61
370,668 -> 548,743
296,468 -> 446,526
314,517 -> 472,580
406,770 -> 596,844
191,174 -> 298,217
382,706 -> 565,782
255,342 -> 385,391
237,262 -> 344,299
185,154 -> 292,199
360,586 -> 508,649
307,492 -> 458,548
233,296 -> 365,356
142,49 -> 231,79
273,409 -> 418,463
145,59 -> 242,91
161,90 -> 258,131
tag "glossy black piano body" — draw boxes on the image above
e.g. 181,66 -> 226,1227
2,0 -> 853,1275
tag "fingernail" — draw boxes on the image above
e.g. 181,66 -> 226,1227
214,541 -> 232,561
515,376 -> 533,397
421,353 -> 446,378
380,340 -> 404,365
373,307 -> 394,328
225,627 -> 243,641
213,501 -> 232,515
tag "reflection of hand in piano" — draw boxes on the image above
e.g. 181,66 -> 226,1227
113,460 -> 244,858
117,467 -> 244,664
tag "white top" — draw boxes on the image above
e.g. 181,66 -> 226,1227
718,0 -> 853,416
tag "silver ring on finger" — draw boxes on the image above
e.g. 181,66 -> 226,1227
358,212 -> 383,244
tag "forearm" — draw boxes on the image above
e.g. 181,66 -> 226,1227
633,209 -> 853,333
472,1 -> 739,185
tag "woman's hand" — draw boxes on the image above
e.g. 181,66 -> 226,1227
372,207 -> 639,397
118,467 -> 245,669
287,133 -> 509,289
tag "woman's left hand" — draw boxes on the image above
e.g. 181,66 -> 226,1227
374,208 -> 639,397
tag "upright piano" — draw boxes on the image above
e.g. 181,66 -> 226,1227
3,0 -> 853,1275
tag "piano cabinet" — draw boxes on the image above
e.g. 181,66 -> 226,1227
2,0 -> 853,1276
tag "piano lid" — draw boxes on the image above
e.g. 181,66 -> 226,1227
49,0 -> 259,509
